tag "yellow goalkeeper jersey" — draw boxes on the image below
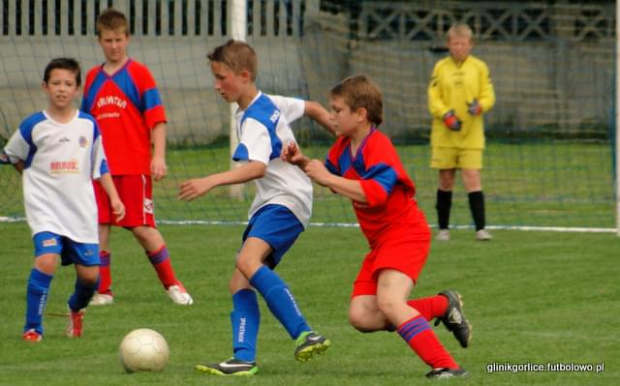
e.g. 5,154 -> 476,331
428,54 -> 495,149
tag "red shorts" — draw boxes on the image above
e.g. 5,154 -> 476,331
352,229 -> 430,297
94,175 -> 156,228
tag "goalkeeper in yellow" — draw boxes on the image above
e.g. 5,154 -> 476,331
428,23 -> 495,241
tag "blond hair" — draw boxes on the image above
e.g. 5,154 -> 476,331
330,74 -> 383,126
96,8 -> 129,36
207,39 -> 258,81
446,23 -> 473,42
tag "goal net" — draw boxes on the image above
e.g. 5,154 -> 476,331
0,0 -> 616,232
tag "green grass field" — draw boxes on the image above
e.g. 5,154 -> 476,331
1,222 -> 618,385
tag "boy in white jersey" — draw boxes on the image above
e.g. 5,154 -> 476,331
2,58 -> 125,342
179,39 -> 334,376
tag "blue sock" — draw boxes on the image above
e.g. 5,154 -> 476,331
68,276 -> 98,312
231,289 -> 260,362
25,269 -> 53,335
249,266 -> 310,339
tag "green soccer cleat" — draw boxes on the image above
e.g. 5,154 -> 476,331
195,358 -> 258,376
294,331 -> 331,362
426,367 -> 469,379
435,290 -> 472,348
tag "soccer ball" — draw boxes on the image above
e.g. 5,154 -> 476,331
119,328 -> 170,373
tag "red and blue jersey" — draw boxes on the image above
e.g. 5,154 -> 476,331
81,59 -> 166,175
325,128 -> 429,245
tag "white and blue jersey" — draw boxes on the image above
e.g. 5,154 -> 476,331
3,110 -> 109,243
233,92 -> 312,227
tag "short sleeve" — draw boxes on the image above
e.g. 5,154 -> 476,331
3,128 -> 30,163
266,95 -> 305,124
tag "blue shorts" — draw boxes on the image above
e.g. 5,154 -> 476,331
242,204 -> 304,267
33,232 -> 100,267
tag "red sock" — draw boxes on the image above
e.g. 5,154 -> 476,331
98,251 -> 112,295
407,295 -> 448,321
397,315 -> 459,369
146,245 -> 177,289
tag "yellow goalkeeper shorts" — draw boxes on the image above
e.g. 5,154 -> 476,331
430,147 -> 483,170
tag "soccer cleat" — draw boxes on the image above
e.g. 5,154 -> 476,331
294,331 -> 331,362
22,329 -> 42,342
66,308 -> 84,338
426,367 -> 469,379
476,229 -> 493,241
167,282 -> 193,305
435,290 -> 471,348
435,229 -> 450,242
195,358 -> 258,376
90,293 -> 114,306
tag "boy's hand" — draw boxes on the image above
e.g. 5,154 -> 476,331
110,198 -> 126,222
305,160 -> 332,187
442,110 -> 462,131
0,150 -> 10,165
281,142 -> 304,165
179,177 -> 216,201
467,99 -> 482,116
151,156 -> 167,181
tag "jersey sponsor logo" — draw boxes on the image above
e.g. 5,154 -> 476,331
42,238 -> 57,247
96,95 -> 127,110
50,159 -> 79,174
58,136 -> 70,143
79,136 -> 88,148
269,110 -> 281,123
144,198 -> 154,214
96,112 -> 121,120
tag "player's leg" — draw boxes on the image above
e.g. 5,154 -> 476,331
91,180 -> 114,305
437,169 -> 456,240
65,239 -> 100,337
432,147 -> 458,241
349,295 -> 391,332
131,225 -> 192,305
23,232 -> 61,341
348,250 -> 393,332
377,269 -> 466,379
123,175 -> 192,305
196,270 -> 259,376
461,149 -> 492,240
240,205 -> 330,362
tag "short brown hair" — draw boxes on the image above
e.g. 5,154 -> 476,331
207,39 -> 258,81
43,57 -> 81,86
96,8 -> 129,36
330,74 -> 383,126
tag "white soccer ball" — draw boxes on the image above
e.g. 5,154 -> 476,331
119,328 -> 170,373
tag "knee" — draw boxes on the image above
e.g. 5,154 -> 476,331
348,310 -> 374,333
376,297 -> 399,320
131,226 -> 159,246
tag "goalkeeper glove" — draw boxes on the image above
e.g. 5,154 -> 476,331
442,110 -> 462,131
467,99 -> 482,116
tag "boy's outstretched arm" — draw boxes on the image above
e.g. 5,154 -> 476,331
98,173 -> 126,221
304,160 -> 367,203
304,101 -> 336,136
178,161 -> 267,201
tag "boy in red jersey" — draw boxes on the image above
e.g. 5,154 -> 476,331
81,8 -> 192,306
282,74 -> 471,379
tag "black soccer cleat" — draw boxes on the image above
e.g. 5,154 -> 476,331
435,290 -> 472,348
426,367 -> 469,379
195,358 -> 258,376
294,331 -> 331,362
